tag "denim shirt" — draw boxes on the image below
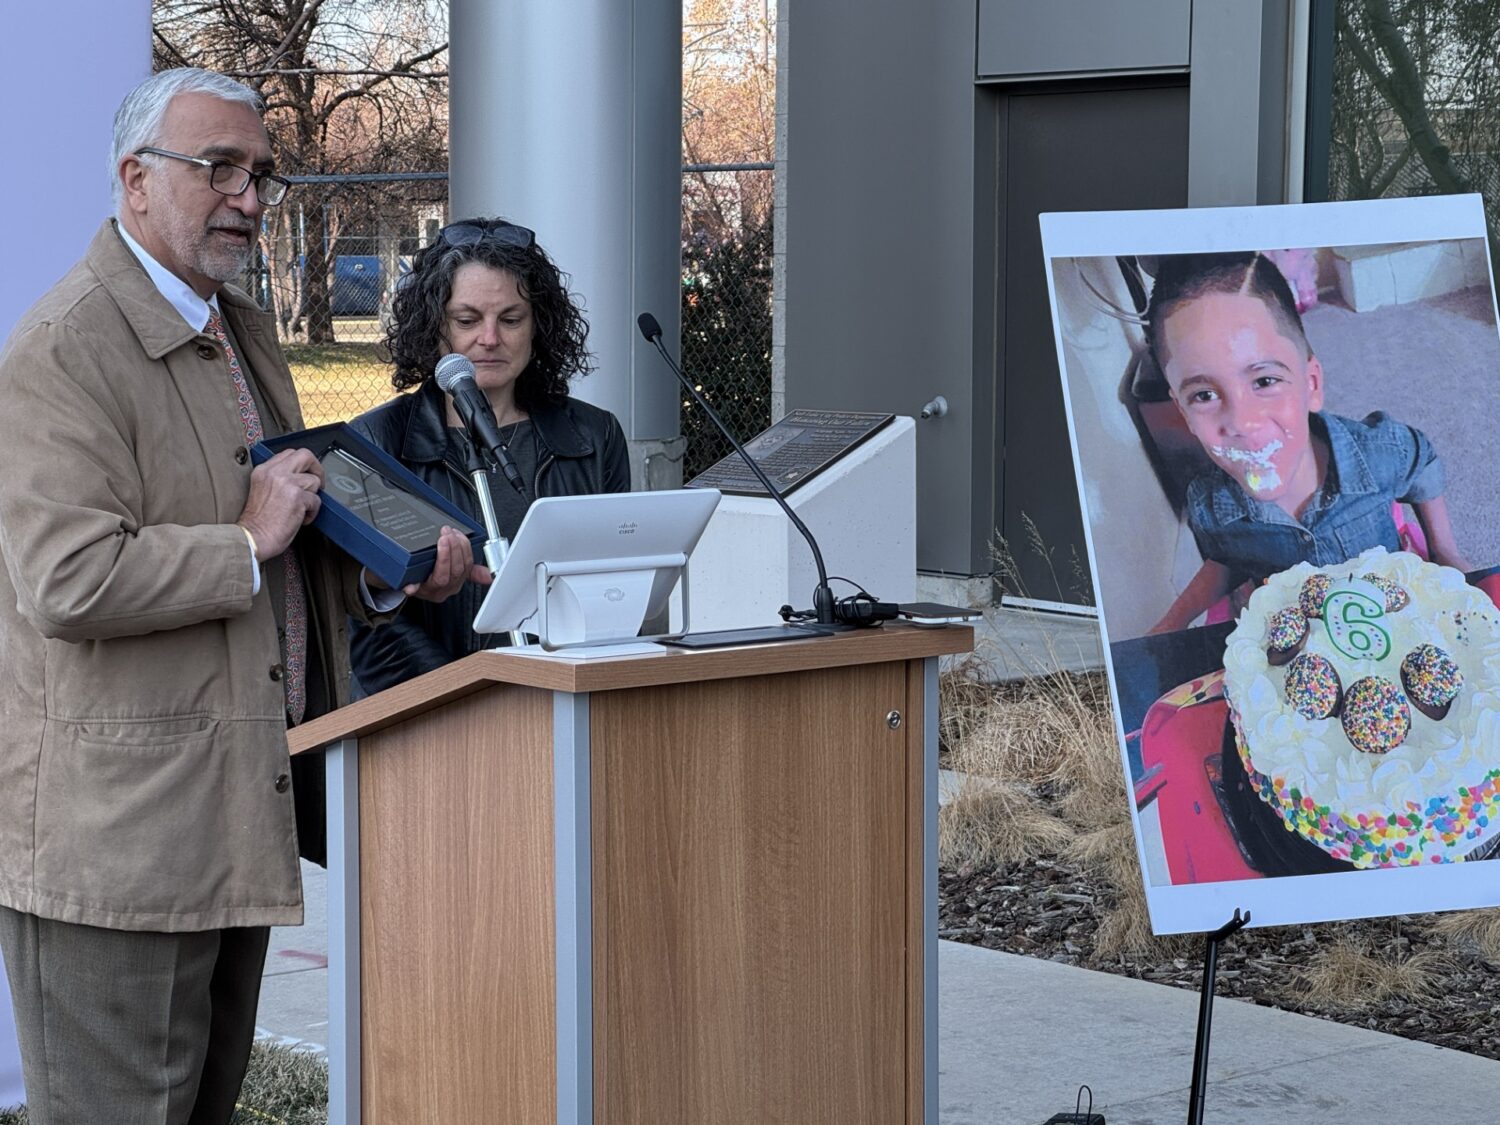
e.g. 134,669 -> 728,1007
1185,410 -> 1443,585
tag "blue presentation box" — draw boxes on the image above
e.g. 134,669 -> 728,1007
252,422 -> 487,590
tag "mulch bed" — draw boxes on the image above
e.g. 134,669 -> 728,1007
939,855 -> 1500,1061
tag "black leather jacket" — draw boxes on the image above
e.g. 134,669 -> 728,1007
348,379 -> 631,694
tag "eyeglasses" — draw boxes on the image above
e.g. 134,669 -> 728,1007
133,147 -> 291,207
438,219 -> 535,250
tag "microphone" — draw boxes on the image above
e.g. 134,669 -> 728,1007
434,353 -> 527,496
638,311 -> 889,628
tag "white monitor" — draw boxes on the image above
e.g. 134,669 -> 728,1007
472,488 -> 722,649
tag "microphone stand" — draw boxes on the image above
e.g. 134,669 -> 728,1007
638,315 -> 838,626
463,442 -> 528,648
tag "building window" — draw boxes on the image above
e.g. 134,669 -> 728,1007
1307,0 -> 1500,265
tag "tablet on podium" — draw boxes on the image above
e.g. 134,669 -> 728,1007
471,488 -> 721,649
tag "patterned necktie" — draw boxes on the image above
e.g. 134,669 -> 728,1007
206,308 -> 309,725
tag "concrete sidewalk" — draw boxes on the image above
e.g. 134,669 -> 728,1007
256,860 -> 331,1054
259,859 -> 1500,1122
966,605 -> 1104,681
939,939 -> 1496,1123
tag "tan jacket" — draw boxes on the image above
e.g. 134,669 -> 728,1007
0,222 -> 369,931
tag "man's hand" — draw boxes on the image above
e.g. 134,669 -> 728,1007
237,448 -> 323,561
365,526 -> 493,602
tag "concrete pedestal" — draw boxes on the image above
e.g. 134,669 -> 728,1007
683,417 -> 916,632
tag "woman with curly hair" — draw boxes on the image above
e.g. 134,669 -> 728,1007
349,217 -> 631,693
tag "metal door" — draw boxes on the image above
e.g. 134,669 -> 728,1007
996,82 -> 1188,606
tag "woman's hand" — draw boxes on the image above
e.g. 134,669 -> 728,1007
408,526 -> 492,600
366,526 -> 493,602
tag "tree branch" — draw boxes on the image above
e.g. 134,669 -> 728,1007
153,28 -> 194,68
260,0 -> 326,75
1370,142 -> 1414,196
319,42 -> 449,120
1350,0 -> 1469,194
222,67 -> 448,79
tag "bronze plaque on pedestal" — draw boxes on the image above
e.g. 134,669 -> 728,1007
686,409 -> 895,496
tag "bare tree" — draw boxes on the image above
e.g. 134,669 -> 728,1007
153,0 -> 449,342
680,0 -> 778,471
682,0 -> 775,244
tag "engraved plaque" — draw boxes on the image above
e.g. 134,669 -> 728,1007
319,445 -> 455,552
686,409 -> 896,496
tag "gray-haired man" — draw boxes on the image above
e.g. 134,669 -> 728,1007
0,68 -> 481,1123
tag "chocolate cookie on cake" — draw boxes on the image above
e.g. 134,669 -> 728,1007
1401,643 -> 1463,720
1340,676 -> 1410,755
1299,573 -> 1332,619
1265,607 -> 1308,666
1283,653 -> 1341,720
1362,573 -> 1412,613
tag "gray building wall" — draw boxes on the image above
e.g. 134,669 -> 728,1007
780,1 -> 986,574
977,0 -> 1190,77
779,0 -> 1296,577
1188,0 -> 1292,206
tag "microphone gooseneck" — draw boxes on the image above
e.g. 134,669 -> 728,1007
636,312 -> 839,626
434,353 -> 527,497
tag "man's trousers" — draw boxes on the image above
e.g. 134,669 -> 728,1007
0,905 -> 269,1125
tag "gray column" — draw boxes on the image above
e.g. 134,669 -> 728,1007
3,1 -> 150,335
0,8 -> 151,1107
449,0 -> 684,489
1188,0 -> 1294,206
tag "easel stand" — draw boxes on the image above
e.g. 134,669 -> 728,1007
1186,907 -> 1250,1125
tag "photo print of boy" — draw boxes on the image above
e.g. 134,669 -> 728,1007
1042,197 -> 1500,933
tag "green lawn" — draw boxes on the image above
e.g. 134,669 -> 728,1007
283,341 -> 393,428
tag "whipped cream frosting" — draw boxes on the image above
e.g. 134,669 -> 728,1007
1210,439 -> 1284,494
1223,547 -> 1500,861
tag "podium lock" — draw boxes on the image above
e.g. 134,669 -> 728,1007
886,710 -> 902,730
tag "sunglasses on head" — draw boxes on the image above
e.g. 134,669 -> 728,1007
438,219 -> 536,250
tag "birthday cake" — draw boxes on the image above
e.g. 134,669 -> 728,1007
1222,547 -> 1500,868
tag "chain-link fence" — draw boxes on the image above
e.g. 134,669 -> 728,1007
680,162 -> 773,479
244,166 -> 775,478
241,173 -> 447,427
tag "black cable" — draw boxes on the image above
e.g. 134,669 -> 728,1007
778,576 -> 898,628
825,575 -> 871,595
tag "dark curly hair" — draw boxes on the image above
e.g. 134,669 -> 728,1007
382,219 -> 594,410
1145,251 -> 1310,376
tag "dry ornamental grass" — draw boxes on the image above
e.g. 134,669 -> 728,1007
1290,935 -> 1447,1011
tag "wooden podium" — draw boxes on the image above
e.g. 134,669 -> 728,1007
288,623 -> 971,1124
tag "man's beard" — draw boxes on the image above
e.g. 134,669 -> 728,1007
162,215 -> 254,285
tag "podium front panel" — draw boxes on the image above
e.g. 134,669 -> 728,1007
308,629 -> 963,1123
589,662 -> 919,1124
358,685 -> 558,1123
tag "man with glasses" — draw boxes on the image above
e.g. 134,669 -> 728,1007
0,68 -> 481,1123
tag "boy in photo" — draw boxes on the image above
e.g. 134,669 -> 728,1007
1147,251 -> 1473,634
